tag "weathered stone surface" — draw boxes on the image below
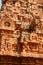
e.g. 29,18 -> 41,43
0,1 -> 43,65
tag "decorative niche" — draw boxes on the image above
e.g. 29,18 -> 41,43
29,43 -> 38,52
4,22 -> 10,27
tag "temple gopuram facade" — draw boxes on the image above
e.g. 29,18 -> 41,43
0,0 -> 43,65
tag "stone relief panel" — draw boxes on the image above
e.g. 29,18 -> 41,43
0,0 -> 43,57
0,30 -> 18,56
